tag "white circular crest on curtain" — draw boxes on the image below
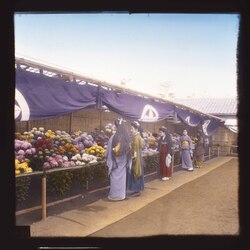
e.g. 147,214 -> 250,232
15,88 -> 30,121
140,104 -> 159,122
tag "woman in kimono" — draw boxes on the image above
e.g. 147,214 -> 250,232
180,129 -> 194,171
105,118 -> 131,201
193,132 -> 205,168
126,121 -> 144,197
157,126 -> 173,181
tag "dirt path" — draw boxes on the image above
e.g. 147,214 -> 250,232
90,158 -> 239,236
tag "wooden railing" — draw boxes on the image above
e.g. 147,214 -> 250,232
16,145 -> 237,221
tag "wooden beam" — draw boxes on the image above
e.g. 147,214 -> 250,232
41,174 -> 47,220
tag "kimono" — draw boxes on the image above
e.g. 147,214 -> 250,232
105,135 -> 128,200
157,134 -> 173,178
194,135 -> 205,167
180,134 -> 194,170
126,132 -> 144,193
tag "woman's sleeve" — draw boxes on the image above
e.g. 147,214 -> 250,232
189,136 -> 194,150
157,138 -> 160,152
106,136 -> 114,175
167,135 -> 173,155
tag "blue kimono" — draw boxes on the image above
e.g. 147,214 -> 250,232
105,135 -> 128,200
180,134 -> 194,170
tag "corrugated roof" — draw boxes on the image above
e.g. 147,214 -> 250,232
173,98 -> 237,115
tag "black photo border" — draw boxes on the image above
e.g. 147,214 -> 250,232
1,0 -> 249,249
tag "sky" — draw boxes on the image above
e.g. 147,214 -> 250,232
14,13 -> 239,99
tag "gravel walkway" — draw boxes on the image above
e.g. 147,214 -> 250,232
90,158 -> 239,236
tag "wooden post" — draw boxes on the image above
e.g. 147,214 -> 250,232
99,110 -> 103,131
42,171 -> 47,220
171,153 -> 175,176
27,120 -> 30,131
69,112 -> 73,134
208,147 -> 211,160
86,180 -> 89,190
217,146 -> 220,157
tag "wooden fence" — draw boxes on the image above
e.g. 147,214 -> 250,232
15,146 -> 226,222
15,108 -> 197,135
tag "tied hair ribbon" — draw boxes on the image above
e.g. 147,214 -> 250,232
118,118 -> 123,125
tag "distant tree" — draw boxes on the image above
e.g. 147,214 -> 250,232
158,82 -> 175,99
120,78 -> 131,87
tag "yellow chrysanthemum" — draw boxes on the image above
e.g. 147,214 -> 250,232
15,170 -> 21,175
